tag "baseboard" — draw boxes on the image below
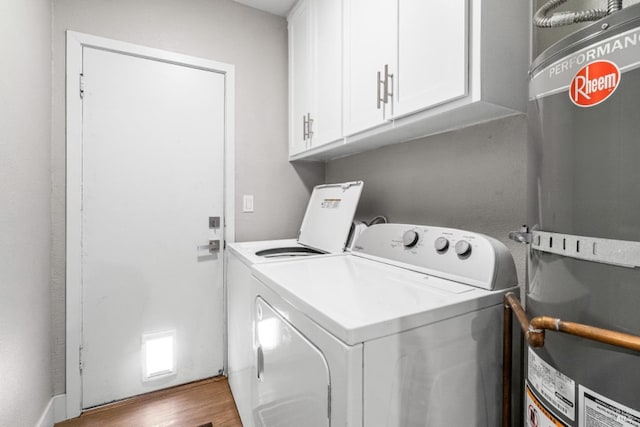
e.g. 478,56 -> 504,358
35,394 -> 67,427
35,398 -> 53,427
53,394 -> 67,422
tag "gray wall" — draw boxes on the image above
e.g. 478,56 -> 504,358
326,115 -> 528,285
51,0 -> 324,395
0,0 -> 53,425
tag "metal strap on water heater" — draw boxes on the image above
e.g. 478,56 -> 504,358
512,228 -> 640,268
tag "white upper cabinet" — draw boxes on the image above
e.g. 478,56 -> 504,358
288,0 -> 343,156
343,0 -> 396,136
313,0 -> 343,147
394,0 -> 467,118
288,0 -> 529,161
288,0 -> 313,156
344,0 -> 468,136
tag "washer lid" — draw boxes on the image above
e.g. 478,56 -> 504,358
297,181 -> 364,253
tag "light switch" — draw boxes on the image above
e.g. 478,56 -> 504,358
243,195 -> 254,213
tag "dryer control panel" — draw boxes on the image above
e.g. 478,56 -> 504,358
351,223 -> 517,290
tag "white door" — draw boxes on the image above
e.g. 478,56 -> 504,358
80,46 -> 226,408
343,0 -> 396,136
393,0 -> 468,118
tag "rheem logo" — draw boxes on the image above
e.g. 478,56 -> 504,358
570,60 -> 620,107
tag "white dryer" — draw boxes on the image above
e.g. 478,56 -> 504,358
250,223 -> 518,427
226,181 -> 364,426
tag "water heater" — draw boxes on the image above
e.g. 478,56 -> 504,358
525,3 -> 640,427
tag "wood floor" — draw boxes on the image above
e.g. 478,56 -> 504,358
56,376 -> 242,427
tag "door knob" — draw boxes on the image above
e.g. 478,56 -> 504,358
197,240 -> 220,254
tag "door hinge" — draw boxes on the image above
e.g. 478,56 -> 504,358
79,346 -> 84,374
79,73 -> 85,99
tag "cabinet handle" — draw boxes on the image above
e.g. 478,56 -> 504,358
386,67 -> 394,116
383,64 -> 394,105
377,65 -> 394,109
307,113 -> 314,139
256,345 -> 264,381
302,114 -> 308,140
377,70 -> 383,109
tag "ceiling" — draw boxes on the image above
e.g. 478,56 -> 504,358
232,0 -> 297,16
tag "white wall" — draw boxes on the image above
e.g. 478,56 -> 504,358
326,115 -> 528,285
51,0 -> 324,395
0,0 -> 53,425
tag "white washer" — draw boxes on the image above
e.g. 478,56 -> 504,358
226,181 -> 364,426
249,223 -> 518,427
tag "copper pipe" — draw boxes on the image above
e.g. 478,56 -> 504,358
504,293 -> 545,347
502,301 -> 513,427
505,292 -> 640,351
502,291 -> 640,427
531,316 -> 640,352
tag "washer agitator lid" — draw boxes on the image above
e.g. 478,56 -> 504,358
297,181 -> 364,254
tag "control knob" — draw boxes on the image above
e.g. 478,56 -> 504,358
402,230 -> 419,248
455,240 -> 472,257
435,237 -> 449,252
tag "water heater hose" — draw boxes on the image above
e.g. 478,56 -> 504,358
534,0 -> 622,28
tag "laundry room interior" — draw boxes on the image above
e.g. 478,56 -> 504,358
3,0 -> 640,426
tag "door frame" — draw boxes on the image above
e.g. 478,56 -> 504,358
65,31 -> 235,418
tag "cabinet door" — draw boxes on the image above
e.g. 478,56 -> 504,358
289,0 -> 313,156
343,0 -> 396,136
311,0 -> 343,148
253,297 -> 330,427
394,0 -> 468,118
